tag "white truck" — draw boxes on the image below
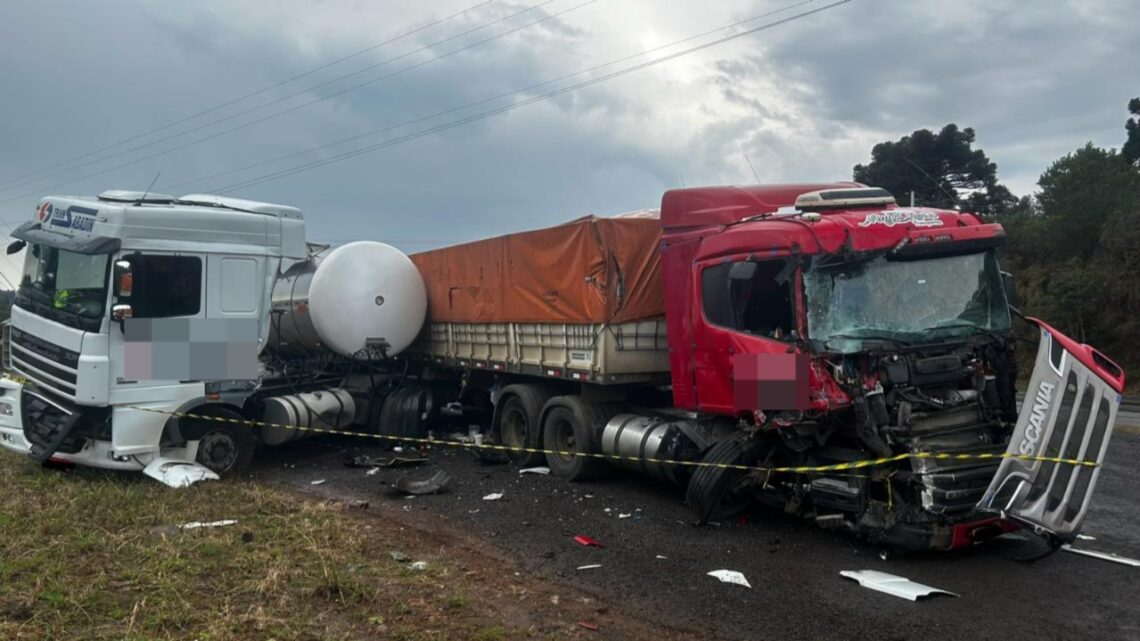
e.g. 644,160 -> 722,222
0,190 -> 427,484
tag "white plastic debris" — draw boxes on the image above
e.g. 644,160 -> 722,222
1061,545 -> 1140,567
310,479 -> 326,485
840,570 -> 958,601
618,513 -> 632,519
410,561 -> 428,571
707,570 -> 751,589
519,466 -> 551,475
1075,534 -> 1097,541
483,492 -> 504,501
577,564 -> 603,571
142,458 -> 219,488
366,467 -> 381,476
656,555 -> 668,560
179,519 -> 238,530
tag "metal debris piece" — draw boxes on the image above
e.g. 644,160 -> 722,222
142,458 -> 219,488
395,470 -> 452,496
483,492 -> 504,501
179,519 -> 238,530
1075,534 -> 1097,541
707,570 -> 751,589
840,570 -> 958,601
1061,545 -> 1140,567
576,564 -> 602,571
574,535 -> 604,548
519,466 -> 551,475
347,454 -> 429,469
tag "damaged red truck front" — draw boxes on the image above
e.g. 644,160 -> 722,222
660,184 -> 1125,550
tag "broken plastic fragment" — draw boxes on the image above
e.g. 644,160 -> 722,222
576,564 -> 602,571
1061,545 -> 1140,567
707,570 -> 751,588
577,622 -> 599,631
410,561 -> 427,571
618,513 -> 632,519
655,555 -> 668,560
519,466 -> 551,475
574,535 -> 604,548
483,492 -> 504,501
142,458 -> 219,488
1075,534 -> 1097,541
394,470 -> 452,496
310,479 -> 326,485
840,570 -> 958,601
180,519 -> 238,530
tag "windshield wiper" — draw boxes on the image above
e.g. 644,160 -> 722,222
824,333 -> 911,347
926,322 -> 1004,341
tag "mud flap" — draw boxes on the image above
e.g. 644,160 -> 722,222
977,321 -> 1124,542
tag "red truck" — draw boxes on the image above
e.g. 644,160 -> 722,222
386,183 -> 1124,550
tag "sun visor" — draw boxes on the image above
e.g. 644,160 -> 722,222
11,221 -> 121,254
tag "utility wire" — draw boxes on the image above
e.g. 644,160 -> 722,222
161,0 -> 817,192
214,0 -> 850,194
0,1 -> 493,190
0,0 -> 582,202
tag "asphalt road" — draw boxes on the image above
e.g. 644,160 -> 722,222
252,429 -> 1140,641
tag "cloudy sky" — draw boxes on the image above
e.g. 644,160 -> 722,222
0,0 -> 1136,284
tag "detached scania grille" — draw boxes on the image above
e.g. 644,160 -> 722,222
8,327 -> 79,400
979,325 -> 1122,542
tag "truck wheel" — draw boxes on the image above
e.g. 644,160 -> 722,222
542,397 -> 608,482
193,421 -> 256,477
495,385 -> 552,467
686,437 -> 760,524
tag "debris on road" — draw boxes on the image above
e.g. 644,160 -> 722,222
707,570 -> 751,589
366,467 -> 381,476
1061,545 -> 1140,567
310,479 -> 326,485
394,470 -> 453,496
656,555 -> 668,560
577,622 -> 599,631
1075,534 -> 1098,541
410,561 -> 428,571
389,550 -> 410,563
519,466 -> 551,475
483,492 -> 504,501
840,570 -> 958,601
618,513 -> 632,519
576,564 -> 603,571
180,519 -> 238,530
574,535 -> 604,548
345,454 -> 429,469
142,458 -> 219,488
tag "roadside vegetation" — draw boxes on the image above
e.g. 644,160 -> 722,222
0,452 -> 569,641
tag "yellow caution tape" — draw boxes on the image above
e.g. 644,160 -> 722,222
122,404 -> 1100,474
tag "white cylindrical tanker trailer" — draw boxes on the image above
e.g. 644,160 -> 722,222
252,241 -> 428,448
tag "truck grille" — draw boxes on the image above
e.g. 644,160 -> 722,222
978,327 -> 1121,542
8,327 -> 79,399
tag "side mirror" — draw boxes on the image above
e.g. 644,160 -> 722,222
729,261 -> 758,282
113,260 -> 133,297
6,240 -> 25,255
111,303 -> 133,321
1001,271 -> 1019,309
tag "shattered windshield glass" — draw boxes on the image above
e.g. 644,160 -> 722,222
804,250 -> 1010,348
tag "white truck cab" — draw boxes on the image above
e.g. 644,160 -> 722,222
0,190 -> 307,478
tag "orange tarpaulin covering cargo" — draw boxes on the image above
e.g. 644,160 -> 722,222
410,214 -> 664,324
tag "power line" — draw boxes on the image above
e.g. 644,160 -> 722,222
0,0 -> 570,199
0,0 -> 494,190
0,0 -> 596,205
161,0 -> 817,193
214,0 -> 851,194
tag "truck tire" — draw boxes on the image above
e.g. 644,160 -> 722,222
186,412 -> 256,477
541,396 -> 614,482
686,437 -> 760,524
495,384 -> 553,467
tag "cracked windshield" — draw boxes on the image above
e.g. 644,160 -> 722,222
804,250 -> 1010,347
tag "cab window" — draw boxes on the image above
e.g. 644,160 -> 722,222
127,255 -> 202,318
702,260 -> 795,340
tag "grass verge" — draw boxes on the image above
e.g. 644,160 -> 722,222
0,452 -> 548,641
